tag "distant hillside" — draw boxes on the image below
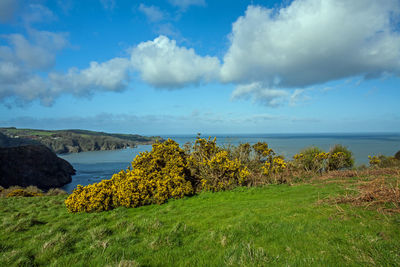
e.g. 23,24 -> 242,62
0,127 -> 161,154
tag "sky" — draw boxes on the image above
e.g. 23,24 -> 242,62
0,0 -> 399,135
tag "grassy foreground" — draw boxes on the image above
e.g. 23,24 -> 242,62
1,182 -> 399,266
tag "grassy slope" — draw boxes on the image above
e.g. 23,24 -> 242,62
1,184 -> 399,266
0,128 -> 157,141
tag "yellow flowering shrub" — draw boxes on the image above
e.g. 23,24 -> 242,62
65,139 -> 193,213
368,155 -> 400,168
199,151 -> 250,191
188,137 -> 249,192
327,144 -> 354,170
252,142 -> 274,161
113,140 -> 193,207
262,156 -> 287,175
293,147 -> 327,172
294,145 -> 354,172
6,189 -> 43,197
368,155 -> 381,166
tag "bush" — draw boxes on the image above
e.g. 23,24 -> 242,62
7,189 -> 43,197
231,143 -> 252,164
188,137 -> 249,192
252,142 -> 273,161
395,150 -> 400,160
197,150 -> 250,191
64,180 -> 115,212
293,147 -> 327,172
327,145 -> 354,170
65,139 -> 193,213
112,140 -> 193,207
46,188 -> 67,196
369,155 -> 400,168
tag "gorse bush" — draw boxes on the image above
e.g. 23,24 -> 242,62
64,180 -> 115,212
327,145 -> 354,170
293,145 -> 354,172
368,155 -> 400,168
65,139 -> 193,213
293,147 -> 327,172
7,189 -> 43,197
112,139 -> 193,206
188,137 -> 250,192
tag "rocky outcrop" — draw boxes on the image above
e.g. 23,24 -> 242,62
0,145 -> 75,190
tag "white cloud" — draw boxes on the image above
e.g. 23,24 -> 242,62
221,0 -> 400,90
3,30 -> 68,70
0,57 -> 131,106
168,0 -> 205,10
130,35 -> 220,88
232,82 -> 290,107
139,4 -> 164,22
50,57 -> 131,96
0,0 -> 18,22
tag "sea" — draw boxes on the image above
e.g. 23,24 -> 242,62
60,133 -> 400,192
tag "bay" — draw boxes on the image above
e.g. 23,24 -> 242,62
60,133 -> 400,192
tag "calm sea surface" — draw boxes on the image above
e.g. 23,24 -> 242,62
60,133 -> 400,192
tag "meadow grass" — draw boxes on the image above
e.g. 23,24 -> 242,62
1,182 -> 399,266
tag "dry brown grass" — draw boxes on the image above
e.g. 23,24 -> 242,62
333,176 -> 400,213
0,186 -> 67,197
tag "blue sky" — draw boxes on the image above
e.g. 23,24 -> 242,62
0,0 -> 399,135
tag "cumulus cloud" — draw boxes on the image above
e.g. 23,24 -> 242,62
221,0 -> 400,90
232,82 -> 290,107
0,30 -> 130,105
130,35 -> 220,88
168,0 -> 205,10
4,31 -> 68,70
0,57 -> 131,106
0,0 -> 18,22
49,57 -> 131,96
139,4 -> 164,22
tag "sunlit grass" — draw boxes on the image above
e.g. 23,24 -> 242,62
1,183 -> 399,266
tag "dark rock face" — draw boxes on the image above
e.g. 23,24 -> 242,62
0,145 -> 75,190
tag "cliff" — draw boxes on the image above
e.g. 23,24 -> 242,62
0,145 -> 75,190
0,128 -> 161,154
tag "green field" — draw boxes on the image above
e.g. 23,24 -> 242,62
1,180 -> 399,266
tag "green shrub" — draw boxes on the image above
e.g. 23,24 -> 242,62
327,145 -> 354,170
395,150 -> 400,160
369,155 -> 400,168
293,147 -> 327,172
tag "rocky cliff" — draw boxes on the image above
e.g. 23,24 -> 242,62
0,145 -> 75,190
0,128 -> 160,154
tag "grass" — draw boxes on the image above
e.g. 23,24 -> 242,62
1,180 -> 400,266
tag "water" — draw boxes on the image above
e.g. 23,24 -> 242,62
60,133 -> 400,192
